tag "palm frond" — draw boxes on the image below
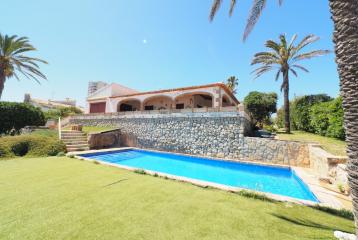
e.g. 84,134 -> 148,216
290,68 -> 298,77
251,57 -> 280,66
252,65 -> 275,79
0,34 -> 47,85
209,0 -> 222,21
229,0 -> 236,16
275,70 -> 281,81
243,0 -> 267,41
265,40 -> 281,53
288,34 -> 297,53
292,64 -> 309,73
293,50 -> 330,61
291,35 -> 319,56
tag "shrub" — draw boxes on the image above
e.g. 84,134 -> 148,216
134,169 -> 146,175
310,102 -> 330,136
0,102 -> 45,135
44,106 -> 83,120
309,97 -> 345,140
291,94 -> 332,132
326,97 -> 345,139
0,135 -> 66,159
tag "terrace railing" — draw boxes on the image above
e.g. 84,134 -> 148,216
74,106 -> 251,121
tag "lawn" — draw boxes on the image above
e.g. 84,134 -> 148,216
63,126 -> 116,134
0,157 -> 354,239
277,131 -> 347,156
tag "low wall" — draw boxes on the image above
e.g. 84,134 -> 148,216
70,112 -> 309,166
309,144 -> 347,178
88,129 -> 121,149
240,138 -> 310,167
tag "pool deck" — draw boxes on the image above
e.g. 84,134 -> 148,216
68,147 -> 349,209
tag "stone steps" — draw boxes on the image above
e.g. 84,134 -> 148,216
61,130 -> 89,152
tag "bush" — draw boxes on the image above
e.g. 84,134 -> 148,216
326,97 -> 345,139
291,94 -> 332,132
0,135 -> 66,159
0,102 -> 45,135
310,97 -> 345,139
44,106 -> 83,120
310,102 -> 330,136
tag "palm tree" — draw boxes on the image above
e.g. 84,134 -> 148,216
209,0 -> 358,235
226,75 -> 239,94
251,34 -> 329,133
0,34 -> 47,99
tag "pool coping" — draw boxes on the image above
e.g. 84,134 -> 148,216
68,147 -> 343,209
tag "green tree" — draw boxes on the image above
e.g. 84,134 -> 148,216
251,34 -> 329,133
209,1 -> 358,231
226,76 -> 239,94
244,91 -> 277,128
0,34 -> 47,99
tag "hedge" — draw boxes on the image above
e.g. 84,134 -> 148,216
291,94 -> 333,132
0,135 -> 66,159
275,96 -> 345,140
0,102 -> 45,135
310,97 -> 345,139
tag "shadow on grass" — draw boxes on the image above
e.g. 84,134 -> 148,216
310,205 -> 354,220
271,213 -> 354,234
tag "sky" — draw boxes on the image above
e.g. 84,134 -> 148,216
1,0 -> 339,108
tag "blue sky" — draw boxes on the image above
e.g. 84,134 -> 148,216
1,0 -> 338,107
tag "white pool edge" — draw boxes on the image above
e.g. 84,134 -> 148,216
68,147 -> 343,209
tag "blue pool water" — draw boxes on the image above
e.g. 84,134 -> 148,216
80,149 -> 318,202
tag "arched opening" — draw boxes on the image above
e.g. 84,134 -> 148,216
175,92 -> 213,109
117,99 -> 141,112
222,95 -> 235,107
143,95 -> 174,111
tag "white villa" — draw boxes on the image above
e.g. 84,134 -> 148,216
86,82 -> 239,114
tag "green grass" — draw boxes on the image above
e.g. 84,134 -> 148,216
29,129 -> 58,138
277,131 -> 347,156
63,126 -> 116,134
0,157 -> 354,239
82,126 -> 116,133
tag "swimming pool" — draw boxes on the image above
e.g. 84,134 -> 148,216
80,149 -> 318,202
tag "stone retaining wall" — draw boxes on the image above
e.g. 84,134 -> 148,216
70,112 -> 309,166
309,144 -> 347,178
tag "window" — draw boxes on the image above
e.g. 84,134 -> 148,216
176,103 -> 184,109
145,105 -> 154,110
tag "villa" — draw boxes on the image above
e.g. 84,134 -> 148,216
86,82 -> 239,114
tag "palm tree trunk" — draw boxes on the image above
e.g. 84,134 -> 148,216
283,70 -> 291,133
329,0 -> 358,235
0,67 -> 5,100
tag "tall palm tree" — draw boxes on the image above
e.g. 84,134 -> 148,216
209,0 -> 358,235
226,75 -> 239,94
251,34 -> 329,133
0,34 -> 47,99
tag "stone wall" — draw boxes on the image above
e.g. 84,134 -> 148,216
88,129 -> 121,149
70,112 -> 309,166
309,144 -> 347,178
